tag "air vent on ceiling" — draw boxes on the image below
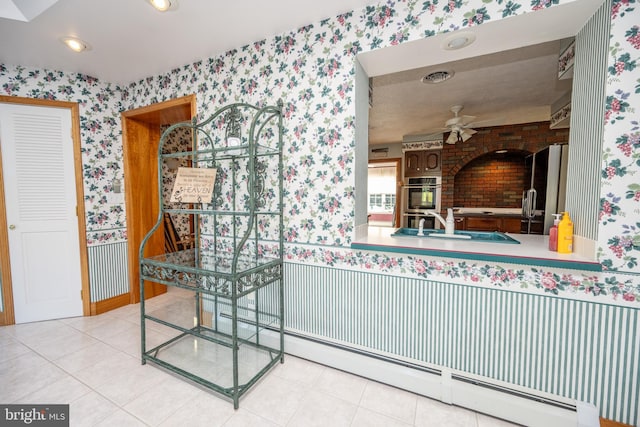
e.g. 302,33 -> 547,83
422,70 -> 454,84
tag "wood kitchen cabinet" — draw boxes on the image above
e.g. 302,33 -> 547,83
465,216 -> 501,231
501,217 -> 523,233
404,150 -> 441,177
459,215 -> 521,233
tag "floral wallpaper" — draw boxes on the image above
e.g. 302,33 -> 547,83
0,0 -> 638,308
599,0 -> 640,272
0,66 -> 127,245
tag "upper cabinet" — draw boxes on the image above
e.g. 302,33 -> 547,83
404,150 -> 441,177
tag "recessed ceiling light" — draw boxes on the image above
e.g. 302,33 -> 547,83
422,70 -> 454,84
443,31 -> 476,50
61,37 -> 90,53
148,0 -> 177,11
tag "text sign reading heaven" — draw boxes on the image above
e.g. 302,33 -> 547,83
170,167 -> 217,203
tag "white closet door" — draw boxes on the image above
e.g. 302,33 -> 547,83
0,103 -> 83,323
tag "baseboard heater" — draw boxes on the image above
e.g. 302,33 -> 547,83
446,371 -> 598,427
257,329 -> 599,427
450,374 -> 575,412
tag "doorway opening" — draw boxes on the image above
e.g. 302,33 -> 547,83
367,159 -> 401,227
121,95 -> 196,305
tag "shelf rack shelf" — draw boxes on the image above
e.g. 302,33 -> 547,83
139,101 -> 284,409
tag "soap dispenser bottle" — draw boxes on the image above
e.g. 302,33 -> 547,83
548,213 -> 562,251
556,211 -> 574,254
445,208 -> 455,234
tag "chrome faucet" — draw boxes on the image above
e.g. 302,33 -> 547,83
417,218 -> 426,236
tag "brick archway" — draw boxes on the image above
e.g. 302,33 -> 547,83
439,121 -> 568,212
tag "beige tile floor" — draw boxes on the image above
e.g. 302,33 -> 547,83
0,287 -> 519,426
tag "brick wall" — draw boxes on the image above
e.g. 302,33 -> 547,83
453,152 -> 528,207
441,121 -> 569,210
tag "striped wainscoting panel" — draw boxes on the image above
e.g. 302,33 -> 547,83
565,0 -> 610,240
87,242 -> 129,303
201,280 -> 282,334
284,263 -> 639,425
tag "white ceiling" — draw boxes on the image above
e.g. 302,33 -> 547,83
0,0 -> 604,145
0,0 -> 379,84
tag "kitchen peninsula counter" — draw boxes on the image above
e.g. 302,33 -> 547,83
352,226 -> 601,272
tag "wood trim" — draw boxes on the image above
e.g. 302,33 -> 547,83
70,103 -> 91,317
368,158 -> 402,227
91,293 -> 130,316
600,418 -> 634,427
122,94 -> 196,304
0,96 -> 77,109
0,96 -> 90,324
122,95 -> 196,125
0,147 -> 15,325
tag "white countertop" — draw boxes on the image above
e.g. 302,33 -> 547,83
352,227 -> 600,271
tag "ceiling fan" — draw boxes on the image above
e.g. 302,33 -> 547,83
444,105 -> 478,144
410,105 -> 503,145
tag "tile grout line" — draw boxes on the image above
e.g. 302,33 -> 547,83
9,315 -> 170,426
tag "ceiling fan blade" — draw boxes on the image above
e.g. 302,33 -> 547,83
460,129 -> 476,142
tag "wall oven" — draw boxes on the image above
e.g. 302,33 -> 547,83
402,176 -> 441,228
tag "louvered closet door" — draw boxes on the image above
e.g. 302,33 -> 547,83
0,103 -> 83,323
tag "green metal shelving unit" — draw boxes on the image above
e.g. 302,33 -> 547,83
139,101 -> 284,409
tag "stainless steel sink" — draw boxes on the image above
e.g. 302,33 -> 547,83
391,228 -> 520,244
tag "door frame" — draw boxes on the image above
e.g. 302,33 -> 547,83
368,158 -> 402,227
121,95 -> 196,304
0,96 -> 90,325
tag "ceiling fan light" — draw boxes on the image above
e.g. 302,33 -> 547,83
460,130 -> 474,142
446,132 -> 458,145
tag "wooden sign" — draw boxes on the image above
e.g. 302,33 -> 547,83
170,167 -> 217,203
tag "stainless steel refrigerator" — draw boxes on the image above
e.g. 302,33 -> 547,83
521,144 -> 569,234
